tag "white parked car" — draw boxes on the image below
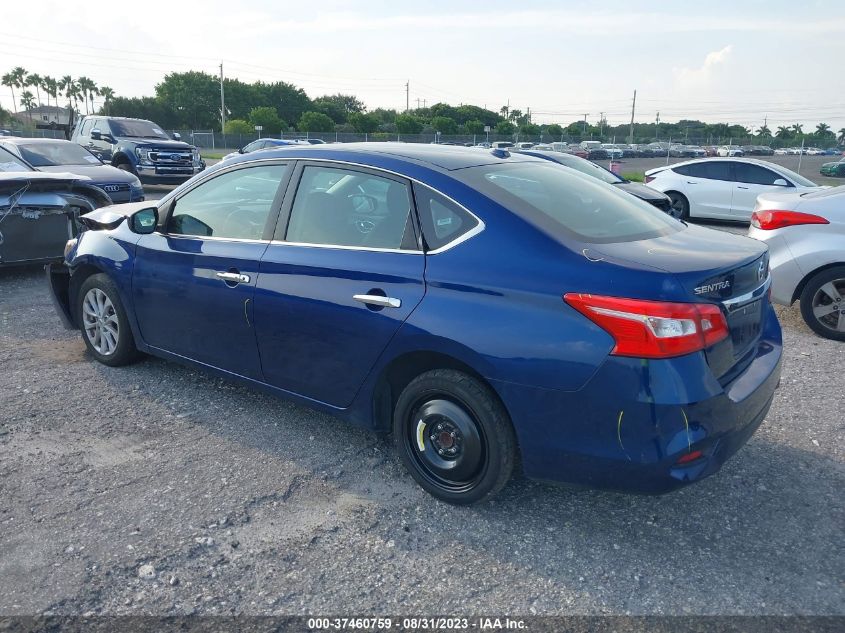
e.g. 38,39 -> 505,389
806,147 -> 824,156
774,148 -> 789,155
644,157 -> 822,221
748,186 -> 845,340
717,145 -> 744,157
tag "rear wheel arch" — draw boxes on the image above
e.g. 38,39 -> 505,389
372,350 -> 508,432
791,262 -> 845,304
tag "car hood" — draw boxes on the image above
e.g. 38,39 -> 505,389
37,164 -> 139,183
123,139 -> 194,150
0,171 -> 91,185
614,181 -> 669,201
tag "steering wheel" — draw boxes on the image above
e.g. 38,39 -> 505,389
348,193 -> 378,213
221,208 -> 262,239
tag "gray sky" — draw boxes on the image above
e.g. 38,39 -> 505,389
2,0 -> 843,131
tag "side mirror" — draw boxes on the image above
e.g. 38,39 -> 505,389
772,178 -> 789,187
90,129 -> 101,140
129,207 -> 158,234
172,132 -> 181,141
238,148 -> 245,154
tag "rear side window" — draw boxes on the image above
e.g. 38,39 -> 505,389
413,184 -> 478,250
79,119 -> 93,137
679,162 -> 732,181
457,163 -> 680,244
733,163 -> 782,185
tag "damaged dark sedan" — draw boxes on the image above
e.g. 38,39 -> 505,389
0,146 -> 110,267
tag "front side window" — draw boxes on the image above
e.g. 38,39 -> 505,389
457,162 -> 680,244
285,165 -> 415,250
683,162 -> 732,181
80,119 -> 93,137
167,164 -> 288,240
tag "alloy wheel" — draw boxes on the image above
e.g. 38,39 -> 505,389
811,279 -> 845,333
82,288 -> 120,355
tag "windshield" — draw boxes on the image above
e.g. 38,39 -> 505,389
458,162 -> 681,244
773,164 -> 817,187
18,142 -> 102,167
110,119 -> 171,140
0,145 -> 34,172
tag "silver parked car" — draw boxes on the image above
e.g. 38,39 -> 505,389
748,186 -> 845,340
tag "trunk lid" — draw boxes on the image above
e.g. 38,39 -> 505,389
589,224 -> 769,378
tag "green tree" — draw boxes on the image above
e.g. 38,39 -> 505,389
757,124 -> 771,138
26,73 -> 43,108
348,111 -> 380,134
431,115 -> 457,134
98,86 -> 115,115
815,122 -> 832,139
77,76 -> 97,114
20,90 -> 35,122
224,119 -> 254,134
839,128 -> 845,143
313,93 -> 364,124
464,119 -> 484,135
546,124 -> 564,138
298,111 -> 335,133
43,76 -> 58,109
155,71 -> 219,128
58,75 -> 75,111
775,126 -> 792,140
248,106 -> 284,134
495,120 -> 515,135
395,113 -> 423,135
1,72 -> 16,113
519,123 -> 541,136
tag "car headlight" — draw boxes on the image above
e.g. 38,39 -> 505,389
130,176 -> 143,189
135,147 -> 153,162
192,149 -> 200,162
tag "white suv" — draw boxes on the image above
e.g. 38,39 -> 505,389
717,145 -> 744,157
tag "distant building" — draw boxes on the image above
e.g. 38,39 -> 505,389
12,105 -> 74,126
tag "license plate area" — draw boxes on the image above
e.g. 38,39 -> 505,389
727,298 -> 762,356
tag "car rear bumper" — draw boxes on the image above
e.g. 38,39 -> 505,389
492,305 -> 783,494
746,230 -> 803,305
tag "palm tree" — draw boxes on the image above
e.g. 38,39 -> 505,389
757,125 -> 771,138
499,105 -> 509,119
98,86 -> 115,114
791,123 -> 803,136
839,128 -> 845,144
59,75 -> 75,112
815,122 -> 832,139
43,76 -> 58,109
510,108 -> 522,122
20,90 -> 35,123
77,76 -> 97,114
1,72 -> 17,113
26,73 -> 43,108
776,126 -> 791,140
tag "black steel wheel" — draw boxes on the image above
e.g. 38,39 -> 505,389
666,191 -> 690,220
393,369 -> 516,505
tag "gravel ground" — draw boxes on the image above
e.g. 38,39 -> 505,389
0,222 -> 843,617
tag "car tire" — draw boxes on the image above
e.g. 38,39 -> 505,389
393,369 -> 516,505
666,191 -> 690,220
799,266 -> 845,341
76,273 -> 141,366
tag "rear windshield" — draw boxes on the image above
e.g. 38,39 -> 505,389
456,162 -> 681,243
19,142 -> 102,167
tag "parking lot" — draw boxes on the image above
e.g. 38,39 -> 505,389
1,208 -> 842,615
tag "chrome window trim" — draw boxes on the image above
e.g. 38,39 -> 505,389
721,276 -> 771,312
277,157 -> 486,254
269,240 -> 422,255
153,233 -> 269,245
157,155 -> 486,254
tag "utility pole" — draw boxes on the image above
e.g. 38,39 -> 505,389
582,113 -> 589,136
628,89 -> 636,145
599,112 -> 605,136
405,80 -> 409,112
219,62 -> 226,134
655,111 -> 660,141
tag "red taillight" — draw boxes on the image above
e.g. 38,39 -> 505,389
563,294 -> 729,359
751,210 -> 829,230
644,175 -> 656,183
675,449 -> 704,465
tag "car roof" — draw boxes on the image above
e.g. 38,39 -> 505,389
660,157 -> 785,169
228,142 -> 541,171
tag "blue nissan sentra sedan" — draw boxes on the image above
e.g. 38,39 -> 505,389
47,143 -> 782,504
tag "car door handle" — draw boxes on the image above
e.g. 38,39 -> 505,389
353,294 -> 401,309
737,186 -> 750,189
686,181 -> 698,184
216,271 -> 250,284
